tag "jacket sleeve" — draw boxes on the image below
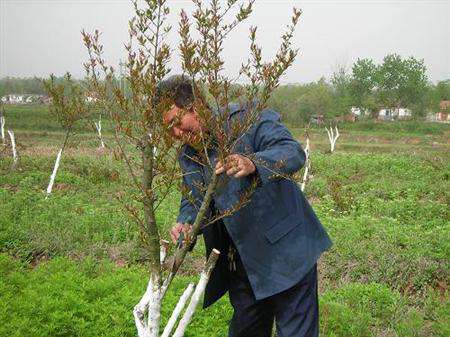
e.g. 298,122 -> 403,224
251,110 -> 306,185
176,148 -> 207,230
177,193 -> 197,225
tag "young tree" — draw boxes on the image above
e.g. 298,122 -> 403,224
43,73 -> 90,197
6,129 -> 19,169
325,124 -> 339,153
300,131 -> 311,191
0,105 -> 19,169
80,0 -> 301,336
93,115 -> 106,149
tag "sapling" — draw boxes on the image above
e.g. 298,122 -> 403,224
300,132 -> 311,191
7,129 -> 19,169
81,0 -> 301,336
94,115 -> 106,149
43,73 -> 90,198
325,124 -> 340,152
0,106 -> 20,169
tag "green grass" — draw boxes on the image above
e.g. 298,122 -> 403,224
0,254 -> 447,337
333,119 -> 449,135
0,105 -> 449,336
0,254 -> 233,337
2,105 -> 115,133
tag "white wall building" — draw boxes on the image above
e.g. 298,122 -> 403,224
378,107 -> 412,120
1,94 -> 46,104
350,106 -> 370,116
1,94 -> 25,104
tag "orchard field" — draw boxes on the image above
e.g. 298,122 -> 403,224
1,105 -> 449,336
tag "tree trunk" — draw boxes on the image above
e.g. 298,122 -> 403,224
46,128 -> 70,198
134,138 -> 162,337
1,116 -> 5,145
300,135 -> 310,192
172,249 -> 220,337
7,129 -> 19,169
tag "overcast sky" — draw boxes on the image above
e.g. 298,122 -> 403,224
1,0 -> 448,84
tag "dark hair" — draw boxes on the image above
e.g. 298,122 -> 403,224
155,74 -> 196,109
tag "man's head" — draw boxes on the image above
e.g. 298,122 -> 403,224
158,75 -> 203,144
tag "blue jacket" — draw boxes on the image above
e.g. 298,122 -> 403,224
177,104 -> 332,307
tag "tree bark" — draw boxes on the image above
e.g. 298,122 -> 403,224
172,249 -> 220,337
94,119 -> 105,148
300,136 -> 310,192
7,129 -> 19,169
1,116 -> 5,145
135,138 -> 162,337
46,128 -> 70,198
325,126 -> 339,153
162,172 -> 218,297
161,283 -> 195,337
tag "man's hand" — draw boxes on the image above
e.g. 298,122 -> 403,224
215,154 -> 256,178
170,223 -> 192,245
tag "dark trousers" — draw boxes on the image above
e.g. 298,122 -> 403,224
227,251 -> 319,337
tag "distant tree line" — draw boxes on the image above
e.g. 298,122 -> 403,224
0,75 -> 124,98
1,54 -> 449,126
270,54 -> 450,124
0,77 -> 47,96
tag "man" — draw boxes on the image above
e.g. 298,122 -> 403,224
161,75 -> 332,337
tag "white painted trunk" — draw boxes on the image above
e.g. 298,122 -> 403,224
301,137 -> 310,192
325,126 -> 333,151
148,133 -> 157,157
133,274 -> 161,337
46,149 -> 63,198
1,116 -> 5,144
160,283 -> 195,337
333,126 -> 340,151
172,249 -> 220,337
325,126 -> 339,152
171,274 -> 209,337
160,240 -> 169,265
147,278 -> 162,337
94,120 -> 105,148
7,129 -> 18,164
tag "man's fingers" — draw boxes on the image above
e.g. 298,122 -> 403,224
234,168 -> 247,178
216,155 -> 255,178
225,155 -> 239,175
215,161 -> 225,174
170,223 -> 184,244
170,224 -> 192,247
216,155 -> 237,175
226,165 -> 241,176
233,162 -> 250,177
181,224 -> 191,234
170,229 -> 178,244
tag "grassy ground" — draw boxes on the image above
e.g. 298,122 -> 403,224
0,105 -> 449,336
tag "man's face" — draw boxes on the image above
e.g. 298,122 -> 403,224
163,104 -> 202,145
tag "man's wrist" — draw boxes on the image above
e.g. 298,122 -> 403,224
246,157 -> 262,186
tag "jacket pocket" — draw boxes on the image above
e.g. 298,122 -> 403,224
264,213 -> 302,244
